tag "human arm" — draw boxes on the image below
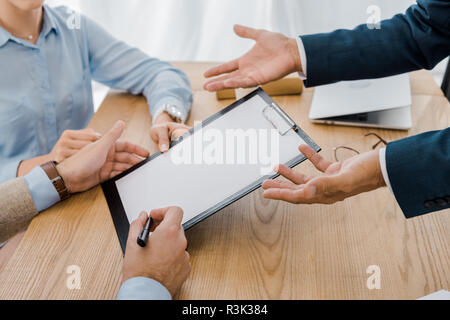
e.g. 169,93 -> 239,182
0,121 -> 149,243
299,0 -> 450,87
204,0 -> 450,90
81,15 -> 193,124
262,145 -> 386,205
17,128 -> 101,176
263,129 -> 450,218
384,128 -> 450,218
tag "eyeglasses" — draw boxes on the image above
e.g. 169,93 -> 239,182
332,132 -> 388,162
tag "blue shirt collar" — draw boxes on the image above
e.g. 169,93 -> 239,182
0,26 -> 9,47
0,4 -> 58,47
41,4 -> 59,38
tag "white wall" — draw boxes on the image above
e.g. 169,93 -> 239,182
49,0 -> 418,62
46,0 -> 447,108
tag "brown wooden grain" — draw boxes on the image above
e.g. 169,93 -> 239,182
0,63 -> 448,300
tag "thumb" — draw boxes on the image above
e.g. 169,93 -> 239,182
99,121 -> 125,149
128,211 -> 149,239
234,24 -> 261,40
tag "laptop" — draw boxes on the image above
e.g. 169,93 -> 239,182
309,74 -> 412,130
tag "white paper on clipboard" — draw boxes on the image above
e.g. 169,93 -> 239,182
112,89 -> 319,229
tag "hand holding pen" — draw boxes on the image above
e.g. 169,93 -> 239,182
123,207 -> 191,297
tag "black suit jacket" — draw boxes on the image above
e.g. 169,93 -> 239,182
300,0 -> 450,218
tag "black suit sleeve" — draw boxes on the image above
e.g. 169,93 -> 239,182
386,128 -> 450,218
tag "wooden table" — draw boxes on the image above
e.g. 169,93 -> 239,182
0,63 -> 449,300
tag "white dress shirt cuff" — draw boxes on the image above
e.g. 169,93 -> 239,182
117,277 -> 172,300
23,166 -> 60,212
296,37 -> 308,80
379,148 -> 393,193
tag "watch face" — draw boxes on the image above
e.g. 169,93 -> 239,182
166,105 -> 183,122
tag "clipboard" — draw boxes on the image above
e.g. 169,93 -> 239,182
102,88 -> 320,253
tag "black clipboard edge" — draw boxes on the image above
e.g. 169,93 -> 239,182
101,88 -> 321,254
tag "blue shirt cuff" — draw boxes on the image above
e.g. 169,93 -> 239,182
23,166 -> 60,212
117,277 -> 172,300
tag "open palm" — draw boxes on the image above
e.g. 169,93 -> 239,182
204,25 -> 301,91
262,145 -> 385,205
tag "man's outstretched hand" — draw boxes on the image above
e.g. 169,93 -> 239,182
204,25 -> 302,92
262,145 -> 386,205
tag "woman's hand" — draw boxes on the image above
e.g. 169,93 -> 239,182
262,145 -> 386,205
17,128 -> 103,176
50,128 -> 102,163
150,112 -> 191,153
57,121 -> 149,193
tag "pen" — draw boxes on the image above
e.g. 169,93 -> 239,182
137,215 -> 153,247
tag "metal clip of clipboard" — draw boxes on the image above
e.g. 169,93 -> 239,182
262,102 -> 297,136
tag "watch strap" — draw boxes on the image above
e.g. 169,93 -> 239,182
41,161 -> 71,201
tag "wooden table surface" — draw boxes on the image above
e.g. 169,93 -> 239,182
0,62 -> 449,300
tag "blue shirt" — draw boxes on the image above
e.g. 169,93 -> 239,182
0,5 -> 192,183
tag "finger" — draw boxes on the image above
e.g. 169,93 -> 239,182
65,139 -> 93,150
204,72 -> 240,91
109,171 -> 122,178
158,206 -> 184,229
204,59 -> 239,78
275,164 -> 309,184
171,128 -> 188,140
83,127 -> 102,138
263,188 -> 303,203
112,162 -> 133,173
148,207 -> 171,231
167,123 -> 191,140
65,129 -> 101,142
115,141 -> 150,158
205,75 -> 252,91
55,148 -> 77,161
166,122 -> 191,133
97,121 -> 126,153
223,76 -> 257,89
263,187 -> 316,204
114,152 -> 143,166
178,229 -> 188,249
299,145 -> 332,173
262,179 -> 298,190
234,24 -> 262,40
204,79 -> 233,92
154,127 -> 171,153
128,211 -> 149,239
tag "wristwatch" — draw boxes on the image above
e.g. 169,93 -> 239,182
153,104 -> 185,124
40,161 -> 71,201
